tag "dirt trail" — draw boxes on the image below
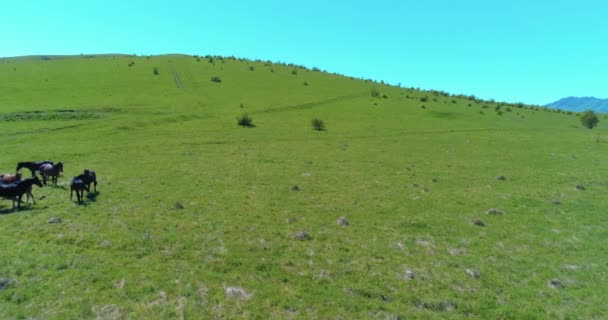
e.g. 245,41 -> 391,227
169,63 -> 184,88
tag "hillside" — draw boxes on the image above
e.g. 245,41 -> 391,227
0,55 -> 607,319
546,96 -> 608,112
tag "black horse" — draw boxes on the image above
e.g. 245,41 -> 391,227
74,169 -> 97,192
70,178 -> 89,203
0,176 -> 43,209
16,161 -> 53,177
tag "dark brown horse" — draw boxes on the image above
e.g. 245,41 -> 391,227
70,178 -> 89,203
0,173 -> 21,184
40,162 -> 63,186
0,176 -> 43,209
75,169 -> 97,192
16,161 -> 53,176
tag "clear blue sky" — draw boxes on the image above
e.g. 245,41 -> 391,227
2,0 -> 607,105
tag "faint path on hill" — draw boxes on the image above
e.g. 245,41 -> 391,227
169,62 -> 184,88
253,92 -> 369,114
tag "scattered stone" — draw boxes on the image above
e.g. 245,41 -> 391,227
495,175 -> 506,181
293,231 -> 311,241
486,208 -> 503,215
448,248 -> 466,256
416,300 -> 455,312
465,268 -> 481,278
403,270 -> 416,280
143,231 -> 150,240
286,217 -> 297,224
473,220 -> 486,227
47,217 -> 62,224
336,216 -> 349,226
411,183 -> 419,188
0,278 -> 12,291
551,199 -> 561,205
92,304 -> 121,320
563,264 -> 580,271
415,240 -> 433,247
548,279 -> 564,289
114,279 -> 125,289
291,185 -> 301,191
224,286 -> 252,300
430,178 -> 438,183
173,202 -> 184,210
575,185 -> 586,191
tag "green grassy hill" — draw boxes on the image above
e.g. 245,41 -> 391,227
0,55 -> 606,319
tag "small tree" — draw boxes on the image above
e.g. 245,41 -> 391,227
580,110 -> 599,129
153,67 -> 159,75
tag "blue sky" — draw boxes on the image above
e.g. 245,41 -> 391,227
2,0 -> 606,105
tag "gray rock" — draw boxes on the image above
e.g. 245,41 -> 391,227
47,217 -> 62,224
448,248 -> 466,256
293,231 -> 311,241
465,268 -> 480,278
486,208 -> 503,215
336,217 -> 349,226
403,270 -> 416,280
473,220 -> 486,227
548,279 -> 564,289
224,286 -> 252,300
0,278 -> 12,291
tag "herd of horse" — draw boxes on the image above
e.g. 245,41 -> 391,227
0,161 -> 98,209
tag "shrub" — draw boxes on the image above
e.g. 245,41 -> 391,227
580,110 -> 599,129
291,69 -> 298,75
210,76 -> 222,83
236,113 -> 254,127
311,118 -> 326,131
153,67 -> 159,75
303,81 -> 309,86
249,66 -> 255,71
420,96 -> 429,102
382,94 -> 389,99
371,87 -> 380,98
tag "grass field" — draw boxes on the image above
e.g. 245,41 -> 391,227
0,54 -> 606,319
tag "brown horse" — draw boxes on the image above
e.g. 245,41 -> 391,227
0,173 -> 21,184
40,162 -> 63,186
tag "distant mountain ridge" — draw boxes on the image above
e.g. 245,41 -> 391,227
546,97 -> 608,113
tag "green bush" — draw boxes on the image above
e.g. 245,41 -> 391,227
236,113 -> 254,127
580,110 -> 599,129
311,118 -> 325,131
371,87 -> 380,98
210,76 -> 222,83
153,67 -> 159,75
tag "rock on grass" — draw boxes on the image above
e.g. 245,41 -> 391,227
0,278 -> 12,291
486,208 -> 503,215
48,217 -> 62,224
293,231 -> 311,241
224,286 -> 252,300
575,185 -> 586,191
465,268 -> 481,278
548,279 -> 564,289
336,216 -> 349,226
495,175 -> 506,181
473,220 -> 486,227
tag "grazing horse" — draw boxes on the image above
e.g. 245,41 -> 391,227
75,169 -> 97,192
0,173 -> 21,184
70,178 -> 89,203
0,176 -> 43,209
40,162 -> 63,186
16,161 -> 54,177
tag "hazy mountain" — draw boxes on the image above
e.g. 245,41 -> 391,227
546,97 -> 608,112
